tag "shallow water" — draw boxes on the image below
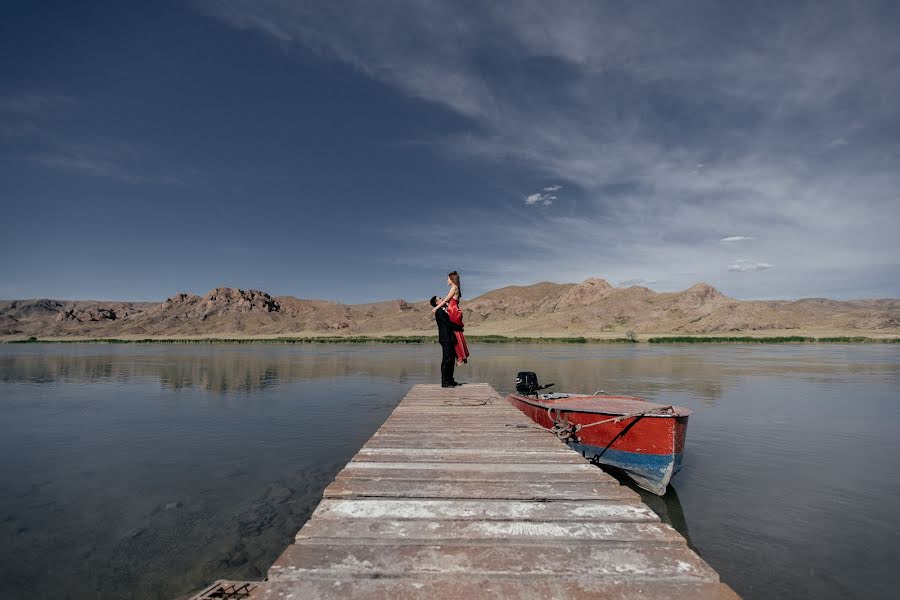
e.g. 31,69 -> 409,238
1,343 -> 898,599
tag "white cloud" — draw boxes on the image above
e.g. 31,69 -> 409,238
200,0 -> 900,298
543,185 -> 562,192
728,260 -> 774,272
525,189 -> 557,206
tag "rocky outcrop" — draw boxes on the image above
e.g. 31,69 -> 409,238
55,307 -> 118,322
670,283 -> 731,313
558,278 -> 615,306
162,288 -> 281,320
3,299 -> 64,317
0,315 -> 20,335
852,313 -> 900,329
164,293 -> 200,305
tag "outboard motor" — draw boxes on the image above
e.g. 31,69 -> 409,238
516,371 -> 553,395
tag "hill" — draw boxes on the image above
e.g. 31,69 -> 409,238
2,279 -> 898,339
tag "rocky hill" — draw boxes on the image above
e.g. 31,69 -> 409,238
2,279 -> 898,339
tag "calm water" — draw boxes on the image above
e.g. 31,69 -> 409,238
1,343 -> 898,599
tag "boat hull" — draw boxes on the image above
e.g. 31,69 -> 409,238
507,393 -> 689,495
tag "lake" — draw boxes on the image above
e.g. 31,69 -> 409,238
1,343 -> 898,599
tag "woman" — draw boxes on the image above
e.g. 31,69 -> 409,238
432,271 -> 470,365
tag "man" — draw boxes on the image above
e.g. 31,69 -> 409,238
431,295 -> 464,387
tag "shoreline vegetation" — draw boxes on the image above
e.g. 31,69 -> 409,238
5,335 -> 899,345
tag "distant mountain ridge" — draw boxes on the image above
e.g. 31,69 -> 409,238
2,279 -> 899,338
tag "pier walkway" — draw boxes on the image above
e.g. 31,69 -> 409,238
193,383 -> 737,599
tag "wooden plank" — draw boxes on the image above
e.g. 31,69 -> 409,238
268,542 -> 720,581
364,438 -> 564,449
323,479 -> 637,501
371,432 -> 555,440
343,461 -> 602,472
373,429 -> 546,436
311,499 -> 656,521
355,447 -> 577,456
334,470 -> 615,484
296,519 -> 686,545
353,448 -> 585,463
258,579 -> 738,600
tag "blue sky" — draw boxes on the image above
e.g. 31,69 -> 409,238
2,1 -> 899,302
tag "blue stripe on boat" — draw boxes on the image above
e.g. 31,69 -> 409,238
567,441 -> 682,493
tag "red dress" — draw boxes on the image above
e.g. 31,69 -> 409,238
445,297 -> 470,364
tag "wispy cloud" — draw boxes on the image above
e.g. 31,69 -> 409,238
619,278 -> 660,287
0,92 -> 75,114
525,191 -> 555,206
0,90 -> 183,185
525,184 -> 562,206
728,260 -> 774,273
30,143 -> 182,185
198,0 -> 900,298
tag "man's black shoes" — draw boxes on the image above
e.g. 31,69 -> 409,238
441,382 -> 459,387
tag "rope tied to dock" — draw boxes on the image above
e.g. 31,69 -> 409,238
547,405 -> 677,443
443,395 -> 500,406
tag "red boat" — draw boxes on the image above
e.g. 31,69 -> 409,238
507,373 -> 691,495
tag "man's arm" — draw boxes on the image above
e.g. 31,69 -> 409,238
435,309 -> 464,332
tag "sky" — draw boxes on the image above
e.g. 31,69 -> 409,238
1,0 -> 899,303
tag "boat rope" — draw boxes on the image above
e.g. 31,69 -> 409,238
504,423 -> 547,431
546,405 -> 676,443
442,395 -> 500,406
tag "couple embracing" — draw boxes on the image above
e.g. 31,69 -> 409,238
430,271 -> 470,388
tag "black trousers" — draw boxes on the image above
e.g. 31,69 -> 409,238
440,341 -> 456,384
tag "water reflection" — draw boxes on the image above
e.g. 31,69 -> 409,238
3,344 -> 897,407
1,347 -> 427,393
2,343 -> 899,600
0,344 -> 744,401
602,466 -> 692,546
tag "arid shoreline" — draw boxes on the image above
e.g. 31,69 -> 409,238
4,280 -> 898,341
4,331 -> 899,344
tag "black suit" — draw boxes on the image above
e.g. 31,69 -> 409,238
434,307 -> 463,385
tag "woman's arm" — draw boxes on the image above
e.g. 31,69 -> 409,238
431,285 -> 459,312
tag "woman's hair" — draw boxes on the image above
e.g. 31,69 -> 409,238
448,271 -> 461,298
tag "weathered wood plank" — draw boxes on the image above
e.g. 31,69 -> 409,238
373,429 -> 546,436
335,470 -> 613,484
311,499 -> 656,521
364,438 -> 564,449
353,448 -> 585,463
344,461 -> 601,472
371,432 -> 554,440
323,479 -> 637,501
296,519 -> 685,545
269,542 -> 720,582
258,579 -> 740,600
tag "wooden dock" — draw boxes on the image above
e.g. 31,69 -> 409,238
193,383 -> 738,599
